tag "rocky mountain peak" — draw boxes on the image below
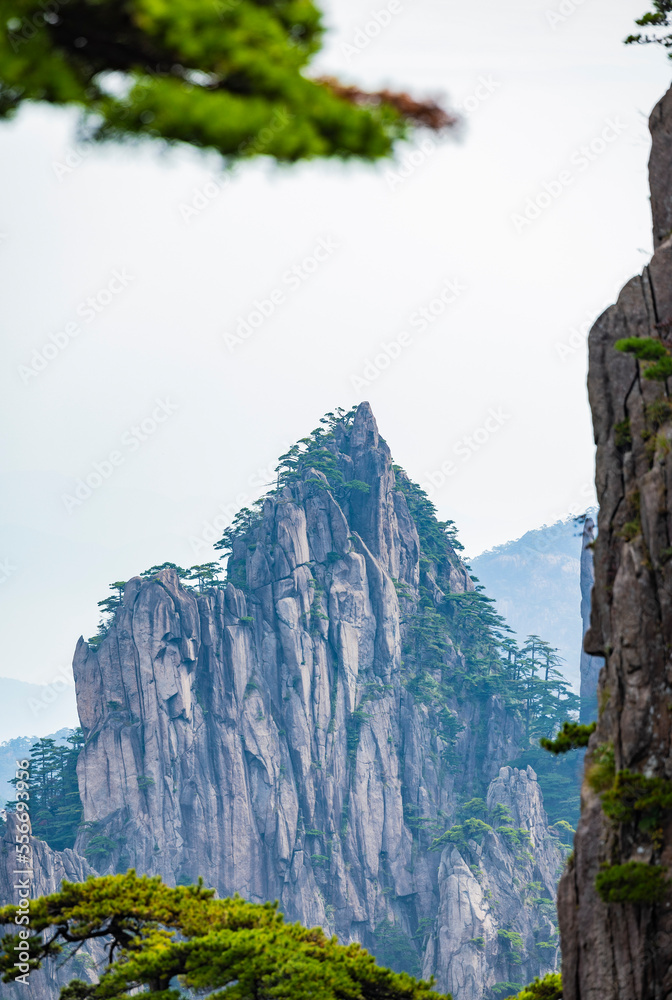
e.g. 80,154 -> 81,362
3,404 -> 567,999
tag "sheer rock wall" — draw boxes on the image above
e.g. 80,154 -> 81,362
424,766 -> 562,1000
1,403 -> 563,998
579,517 -> 602,723
558,83 -> 672,1000
0,814 -> 98,1000
68,403 -> 558,994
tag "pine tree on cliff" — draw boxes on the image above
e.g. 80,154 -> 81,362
7,730 -> 84,851
0,872 -> 454,1000
627,1 -> 672,49
0,0 -> 455,164
186,561 -> 223,591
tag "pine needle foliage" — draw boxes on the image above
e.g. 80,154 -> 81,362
595,861 -> 668,905
86,407 -> 581,837
6,730 -> 84,851
615,337 -> 672,380
503,974 -> 563,1000
87,562 -> 227,646
0,0 -> 456,163
601,770 -> 672,833
540,722 -> 596,755
0,872 -> 454,999
626,2 -> 672,54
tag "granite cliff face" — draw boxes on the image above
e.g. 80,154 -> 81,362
0,813 -> 98,999
55,402 -> 561,996
424,766 -> 561,1000
558,84 -> 672,999
0,404 -> 566,999
579,517 -> 602,724
650,84 -> 672,251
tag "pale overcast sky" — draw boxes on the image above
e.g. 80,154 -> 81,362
1,0 -> 670,714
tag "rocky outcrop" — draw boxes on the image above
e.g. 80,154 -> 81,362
649,84 -> 672,249
558,84 -> 672,1000
63,402 -> 559,996
579,517 -> 602,723
423,767 -> 562,1000
0,813 -> 98,999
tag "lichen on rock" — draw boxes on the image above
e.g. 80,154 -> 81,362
558,82 -> 672,1000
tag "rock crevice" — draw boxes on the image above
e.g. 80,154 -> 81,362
4,403 -> 563,998
558,83 -> 672,1000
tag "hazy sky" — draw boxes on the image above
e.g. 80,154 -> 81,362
1,0 -> 671,714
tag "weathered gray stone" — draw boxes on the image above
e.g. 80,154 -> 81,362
558,84 -> 672,1000
5,402 -> 563,998
650,84 -> 672,249
579,517 -> 603,723
0,813 -> 99,1000
424,767 -> 561,1000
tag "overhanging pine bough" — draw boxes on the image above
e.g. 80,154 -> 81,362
0,0 -> 456,162
627,2 -> 672,52
540,721 -> 596,755
0,872 -> 455,1000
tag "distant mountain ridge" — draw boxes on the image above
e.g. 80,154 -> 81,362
0,676 -> 78,741
470,515 -> 596,690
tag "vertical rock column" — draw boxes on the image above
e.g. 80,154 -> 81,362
558,84 -> 672,1000
579,517 -> 603,724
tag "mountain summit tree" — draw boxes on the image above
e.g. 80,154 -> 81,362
0,0 -> 456,163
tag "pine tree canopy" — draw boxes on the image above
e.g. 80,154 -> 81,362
0,871 -> 453,1000
627,2 -> 672,53
6,730 -> 84,851
0,0 -> 456,163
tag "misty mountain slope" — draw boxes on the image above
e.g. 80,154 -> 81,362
0,677 -> 78,742
471,518 -> 592,690
0,730 -> 74,808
